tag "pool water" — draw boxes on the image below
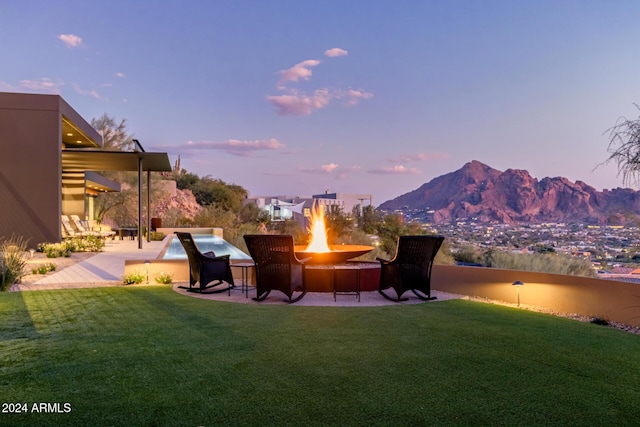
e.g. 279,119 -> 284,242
162,234 -> 251,260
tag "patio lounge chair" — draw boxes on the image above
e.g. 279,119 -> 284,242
87,219 -> 116,239
175,232 -> 234,294
377,235 -> 445,302
68,215 -> 101,237
243,234 -> 308,303
61,215 -> 78,238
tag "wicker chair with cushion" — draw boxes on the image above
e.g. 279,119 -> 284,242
243,234 -> 308,303
377,235 -> 445,302
175,232 -> 234,294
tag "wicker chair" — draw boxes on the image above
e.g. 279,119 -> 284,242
175,232 -> 234,294
377,235 -> 445,302
243,234 -> 308,303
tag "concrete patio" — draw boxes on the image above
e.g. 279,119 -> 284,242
13,238 -> 460,306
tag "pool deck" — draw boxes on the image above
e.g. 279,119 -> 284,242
19,239 -> 166,289
13,238 -> 463,306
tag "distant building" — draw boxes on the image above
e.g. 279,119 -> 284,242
312,192 -> 373,216
245,192 -> 374,227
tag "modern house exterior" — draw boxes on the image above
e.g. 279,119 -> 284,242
0,91 -> 171,246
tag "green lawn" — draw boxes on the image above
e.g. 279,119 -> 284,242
1,286 -> 640,426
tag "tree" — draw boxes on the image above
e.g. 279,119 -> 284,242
325,205 -> 354,243
602,104 -> 640,187
91,114 -> 135,151
91,115 -> 139,222
353,205 -> 382,234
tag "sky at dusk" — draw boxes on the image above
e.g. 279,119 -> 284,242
2,1 -> 640,205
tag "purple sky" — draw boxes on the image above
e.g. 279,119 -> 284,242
3,1 -> 640,204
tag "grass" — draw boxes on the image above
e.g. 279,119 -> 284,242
1,287 -> 640,426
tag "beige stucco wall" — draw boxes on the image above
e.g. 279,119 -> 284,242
125,255 -> 640,327
0,94 -> 62,244
432,265 -> 640,327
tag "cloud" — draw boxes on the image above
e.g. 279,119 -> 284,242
299,162 -> 338,174
73,84 -> 105,100
389,152 -> 450,163
19,78 -> 64,94
278,59 -> 321,85
58,34 -> 83,48
298,163 -> 361,179
267,89 -> 331,116
324,48 -> 348,57
337,165 -> 361,180
341,88 -> 374,106
269,49 -> 372,116
115,72 -> 125,78
0,81 -> 16,91
368,165 -> 422,175
321,163 -> 339,173
179,138 -> 285,157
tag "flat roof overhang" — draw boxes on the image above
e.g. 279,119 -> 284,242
85,171 -> 121,193
61,149 -> 172,249
62,149 -> 172,172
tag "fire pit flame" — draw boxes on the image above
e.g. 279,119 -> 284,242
304,204 -> 331,253
295,203 -> 373,264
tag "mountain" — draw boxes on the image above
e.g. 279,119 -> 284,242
379,160 -> 640,224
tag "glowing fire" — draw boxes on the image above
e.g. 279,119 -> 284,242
304,204 -> 331,253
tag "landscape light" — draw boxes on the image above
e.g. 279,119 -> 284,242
512,280 -> 524,307
144,260 -> 151,284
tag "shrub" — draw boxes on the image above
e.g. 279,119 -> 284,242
71,236 -> 105,252
154,271 -> 173,284
454,245 -> 485,265
149,231 -> 166,241
484,250 -> 596,277
122,270 -> 146,285
0,235 -> 29,291
31,263 -> 56,275
42,242 -> 72,258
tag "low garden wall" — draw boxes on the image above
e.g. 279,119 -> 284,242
432,265 -> 640,327
125,254 -> 640,327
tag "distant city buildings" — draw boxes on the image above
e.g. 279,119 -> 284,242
245,192 -> 373,226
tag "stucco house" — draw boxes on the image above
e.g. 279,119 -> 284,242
0,91 -> 171,247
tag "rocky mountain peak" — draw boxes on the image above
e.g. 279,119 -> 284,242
379,160 -> 640,225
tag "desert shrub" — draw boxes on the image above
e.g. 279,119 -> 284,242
71,236 -> 105,252
149,231 -> 166,241
0,235 -> 29,291
42,242 -> 72,258
454,245 -> 485,265
31,263 -> 56,275
122,270 -> 146,285
154,271 -> 173,284
484,250 -> 596,277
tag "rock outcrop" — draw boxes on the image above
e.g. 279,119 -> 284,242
379,160 -> 640,224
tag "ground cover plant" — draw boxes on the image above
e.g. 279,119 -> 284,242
1,287 -> 639,426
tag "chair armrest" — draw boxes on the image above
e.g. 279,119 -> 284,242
376,257 -> 390,264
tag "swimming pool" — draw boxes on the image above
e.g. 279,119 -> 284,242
162,234 -> 251,260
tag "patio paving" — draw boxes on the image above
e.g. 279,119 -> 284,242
13,238 -> 464,306
16,239 -> 166,290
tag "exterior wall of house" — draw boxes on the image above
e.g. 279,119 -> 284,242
62,171 -> 87,218
0,93 -> 63,244
0,92 -> 102,245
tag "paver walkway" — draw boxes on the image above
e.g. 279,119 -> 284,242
18,239 -> 165,289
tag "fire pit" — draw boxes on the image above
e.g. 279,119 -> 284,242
294,244 -> 374,265
295,205 -> 378,292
